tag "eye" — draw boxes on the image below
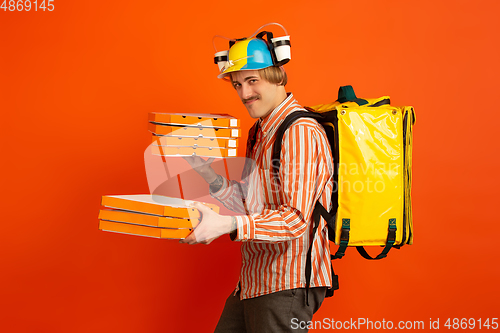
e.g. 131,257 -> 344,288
249,79 -> 258,84
233,83 -> 241,89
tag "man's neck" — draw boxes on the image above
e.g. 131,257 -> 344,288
260,89 -> 289,121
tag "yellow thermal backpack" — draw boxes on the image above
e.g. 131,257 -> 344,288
271,85 -> 415,263
246,85 -> 415,299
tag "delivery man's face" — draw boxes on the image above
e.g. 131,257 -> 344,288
231,70 -> 283,119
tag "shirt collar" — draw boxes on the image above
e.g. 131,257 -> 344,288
258,92 -> 298,136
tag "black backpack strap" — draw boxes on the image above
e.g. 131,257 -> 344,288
241,121 -> 260,181
305,201 -> 340,304
326,265 -> 339,297
271,111 -> 324,178
355,218 -> 397,260
333,218 -> 397,260
368,98 -> 391,107
246,121 -> 260,156
272,111 -> 339,305
313,201 -> 335,227
304,201 -> 321,305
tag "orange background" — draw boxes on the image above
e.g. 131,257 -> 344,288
1,0 -> 499,332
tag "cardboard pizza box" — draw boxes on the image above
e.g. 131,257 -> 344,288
148,112 -> 240,128
98,209 -> 200,228
100,194 -> 219,219
148,123 -> 240,138
151,135 -> 238,148
150,145 -> 237,158
99,220 -> 192,239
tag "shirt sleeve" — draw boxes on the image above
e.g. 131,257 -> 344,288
210,175 -> 249,215
233,120 -> 334,242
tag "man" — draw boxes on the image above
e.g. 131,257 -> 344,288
180,37 -> 334,332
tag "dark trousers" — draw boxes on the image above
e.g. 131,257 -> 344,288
214,287 -> 327,333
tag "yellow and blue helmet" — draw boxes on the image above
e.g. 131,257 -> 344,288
217,38 -> 274,79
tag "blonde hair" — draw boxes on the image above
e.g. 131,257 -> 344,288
229,66 -> 288,86
259,66 -> 288,86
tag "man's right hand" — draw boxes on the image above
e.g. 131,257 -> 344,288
183,156 -> 217,183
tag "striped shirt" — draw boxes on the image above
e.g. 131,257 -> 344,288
211,93 -> 334,300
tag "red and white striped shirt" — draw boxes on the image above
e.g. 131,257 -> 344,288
212,93 -> 334,300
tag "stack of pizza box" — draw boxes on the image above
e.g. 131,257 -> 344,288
98,194 -> 220,239
148,112 -> 241,158
99,112 -> 238,240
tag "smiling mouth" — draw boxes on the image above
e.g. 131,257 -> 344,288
243,96 -> 259,104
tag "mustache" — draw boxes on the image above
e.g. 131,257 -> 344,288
242,95 -> 260,104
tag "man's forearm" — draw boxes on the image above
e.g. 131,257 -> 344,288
209,174 -> 224,193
